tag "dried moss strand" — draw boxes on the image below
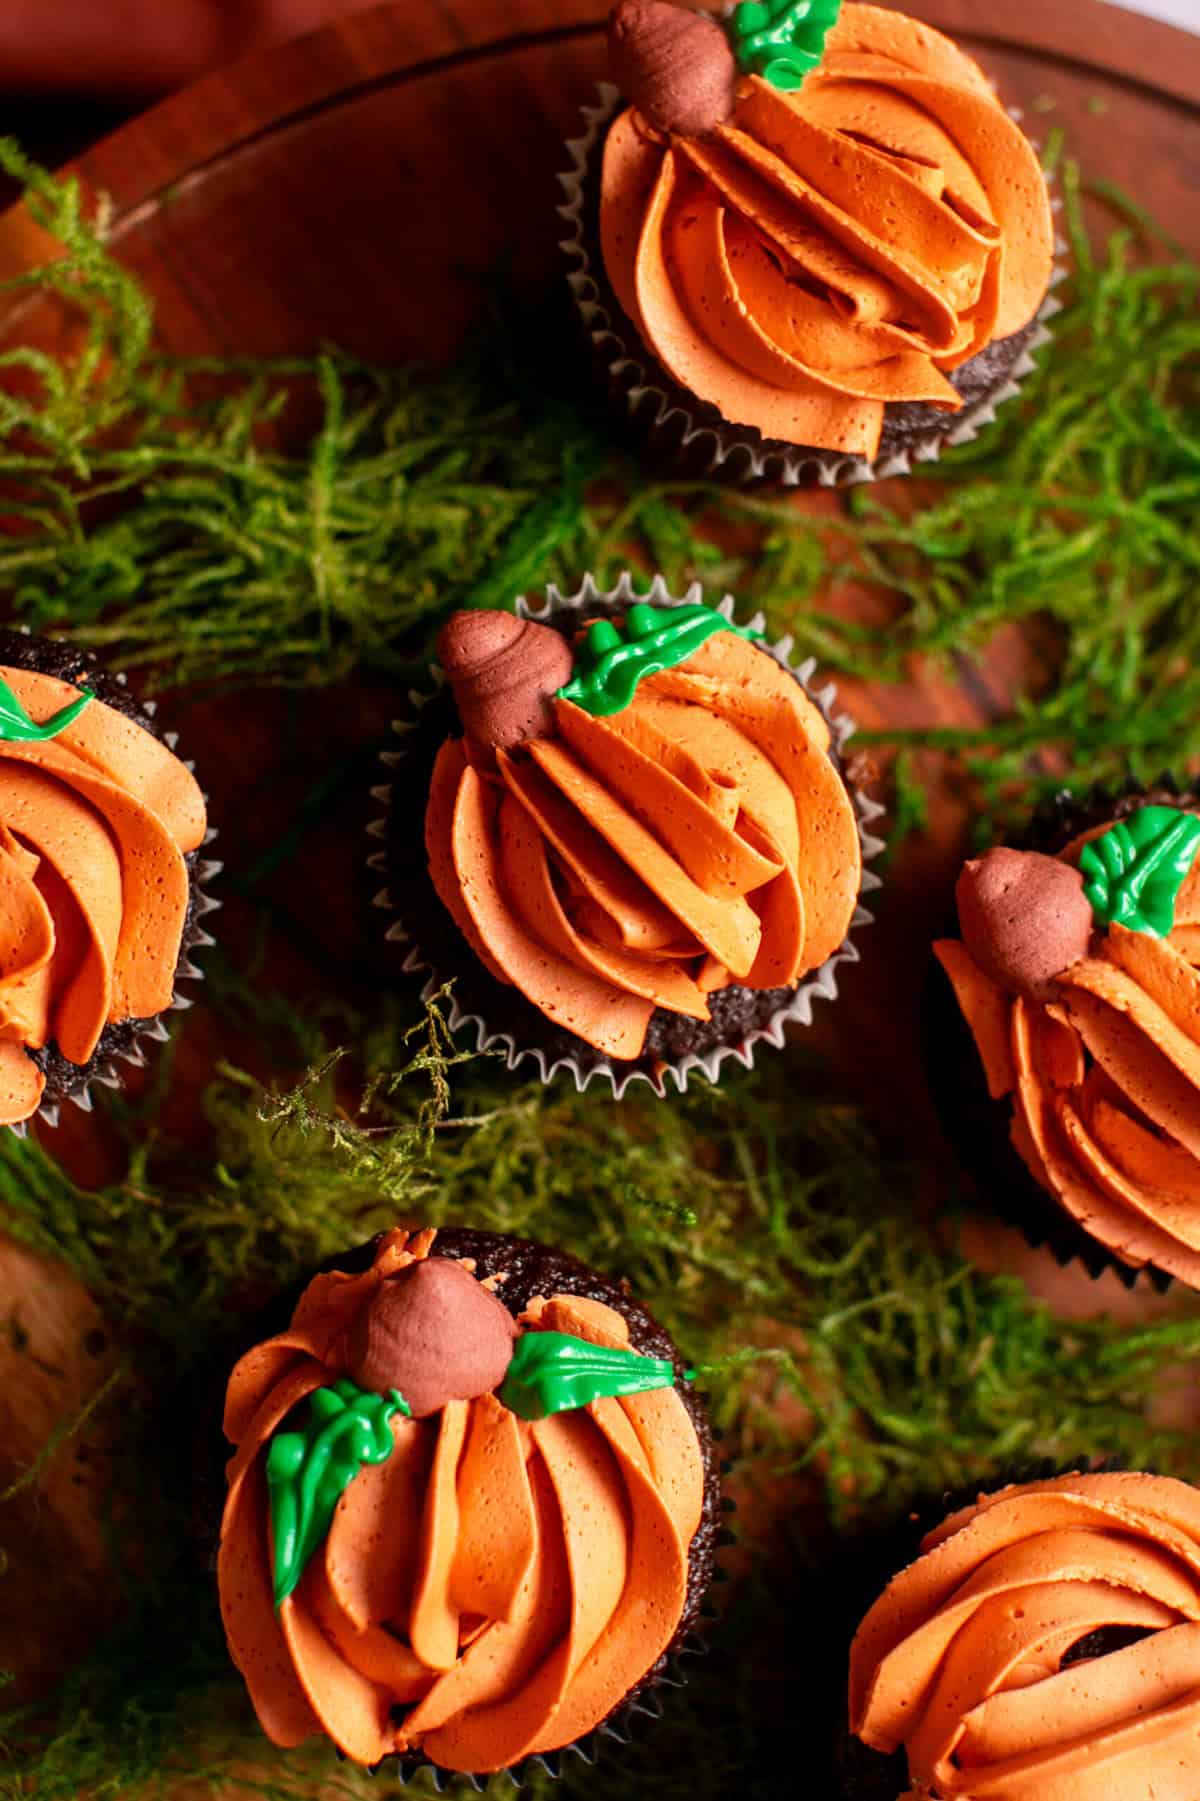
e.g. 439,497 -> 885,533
1,140 -> 1200,1801
6,985 -> 1200,1800
0,142 -> 1194,843
0,1363 -> 125,1504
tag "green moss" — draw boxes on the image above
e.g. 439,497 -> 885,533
0,142 -> 1199,1801
0,141 -> 1196,843
5,992 -> 1200,1799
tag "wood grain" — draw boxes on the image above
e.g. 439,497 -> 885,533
0,1239 -> 121,1698
0,22 -> 1194,1160
0,0 -> 1197,1711
2,0 -> 1199,1267
1,0 -> 1198,335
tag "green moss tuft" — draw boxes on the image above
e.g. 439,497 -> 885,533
5,993 -> 1200,1799
1,144 -> 1199,1801
0,144 -> 1195,841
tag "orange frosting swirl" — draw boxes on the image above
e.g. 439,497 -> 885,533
218,1229 -> 706,1775
851,1472 -> 1200,1801
0,666 -> 207,1124
935,819 -> 1200,1286
424,624 -> 863,1060
599,5 -> 1054,460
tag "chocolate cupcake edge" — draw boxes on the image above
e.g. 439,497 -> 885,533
367,573 -> 885,1099
0,628 -> 220,1134
558,83 -> 1066,491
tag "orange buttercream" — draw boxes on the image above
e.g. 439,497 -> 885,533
937,813 -> 1200,1285
426,623 -> 861,1061
599,5 -> 1054,460
0,668 -> 207,1123
933,939 -> 1013,1100
851,1472 -> 1200,1801
218,1230 -> 705,1775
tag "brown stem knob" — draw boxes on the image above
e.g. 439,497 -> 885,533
957,847 -> 1094,1003
437,610 -> 574,750
608,0 -> 738,138
345,1257 -> 517,1418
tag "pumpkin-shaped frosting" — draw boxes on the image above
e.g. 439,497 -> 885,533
936,807 -> 1200,1287
600,3 -> 1054,460
852,1471 -> 1200,1801
218,1229 -> 707,1775
0,665 -> 207,1124
426,607 -> 862,1061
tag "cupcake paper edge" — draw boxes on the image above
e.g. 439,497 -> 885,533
367,572 -> 885,1100
2,640 -> 221,1136
557,83 -> 1067,490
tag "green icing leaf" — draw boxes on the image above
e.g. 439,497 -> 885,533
1079,805 -> 1200,939
0,672 -> 92,742
557,601 -> 761,718
730,0 -> 843,91
497,1329 -> 679,1421
265,1376 -> 410,1606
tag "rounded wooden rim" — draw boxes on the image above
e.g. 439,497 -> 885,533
0,0 -> 1189,342
98,0 -> 1200,219
0,0 -> 1195,317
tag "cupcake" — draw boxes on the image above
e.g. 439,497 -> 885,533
847,1470 -> 1200,1799
372,575 -> 882,1094
928,790 -> 1200,1289
562,0 -> 1058,486
217,1225 -> 719,1778
0,630 -> 213,1131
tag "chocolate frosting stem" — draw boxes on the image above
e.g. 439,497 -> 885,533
607,0 -> 738,137
436,610 -> 574,750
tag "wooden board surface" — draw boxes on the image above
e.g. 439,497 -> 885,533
0,0 -> 1192,1134
1,0 -> 1199,1708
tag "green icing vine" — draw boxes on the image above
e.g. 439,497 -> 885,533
497,1329 -> 679,1420
1079,806 -> 1200,939
0,673 -> 92,742
266,1377 -> 410,1606
557,602 -> 761,718
730,0 -> 842,91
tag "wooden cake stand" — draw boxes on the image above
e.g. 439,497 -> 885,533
0,0 -> 1197,1718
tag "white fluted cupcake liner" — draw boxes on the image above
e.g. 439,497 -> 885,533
367,573 -> 885,1099
4,648 -> 221,1136
557,84 -> 1067,489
